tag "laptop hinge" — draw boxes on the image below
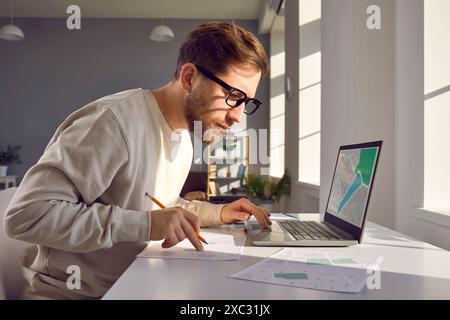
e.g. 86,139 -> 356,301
323,222 -> 355,240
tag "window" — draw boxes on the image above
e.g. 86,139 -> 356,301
298,0 -> 321,186
269,15 -> 286,178
424,0 -> 450,209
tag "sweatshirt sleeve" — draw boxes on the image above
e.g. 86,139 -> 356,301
3,106 -> 150,253
175,197 -> 225,227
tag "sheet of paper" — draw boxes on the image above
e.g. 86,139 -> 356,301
265,213 -> 299,221
137,232 -> 247,261
243,213 -> 298,221
238,213 -> 298,226
230,248 -> 382,293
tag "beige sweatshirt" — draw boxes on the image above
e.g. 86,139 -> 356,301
4,88 -> 225,299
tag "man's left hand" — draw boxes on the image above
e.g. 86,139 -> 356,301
220,198 -> 272,228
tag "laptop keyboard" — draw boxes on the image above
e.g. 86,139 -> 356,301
279,221 -> 345,241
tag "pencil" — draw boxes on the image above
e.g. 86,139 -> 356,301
145,193 -> 208,245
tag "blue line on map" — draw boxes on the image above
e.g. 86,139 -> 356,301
337,171 -> 362,215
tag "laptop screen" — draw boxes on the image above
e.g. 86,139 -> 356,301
325,143 -> 381,228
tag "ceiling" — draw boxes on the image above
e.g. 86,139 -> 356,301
0,0 -> 265,20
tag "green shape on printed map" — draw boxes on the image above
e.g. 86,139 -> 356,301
332,258 -> 356,264
274,272 -> 308,280
307,258 -> 332,265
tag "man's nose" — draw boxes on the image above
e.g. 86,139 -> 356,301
227,105 -> 244,124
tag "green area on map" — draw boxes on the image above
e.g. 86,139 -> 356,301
274,272 -> 308,280
307,258 -> 332,265
332,258 -> 356,264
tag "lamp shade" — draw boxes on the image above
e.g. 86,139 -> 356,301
149,25 -> 174,42
0,24 -> 25,41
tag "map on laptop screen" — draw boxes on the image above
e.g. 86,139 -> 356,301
326,147 -> 379,227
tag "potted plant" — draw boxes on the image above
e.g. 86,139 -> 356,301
244,170 -> 291,212
0,145 -> 22,176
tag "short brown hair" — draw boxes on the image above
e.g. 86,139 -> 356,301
174,22 -> 269,78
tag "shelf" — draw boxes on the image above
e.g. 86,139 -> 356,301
208,162 -> 246,166
207,136 -> 250,201
208,157 -> 245,162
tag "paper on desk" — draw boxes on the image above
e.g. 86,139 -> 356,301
230,248 -> 382,293
261,213 -> 299,221
236,213 -> 298,225
137,232 -> 247,261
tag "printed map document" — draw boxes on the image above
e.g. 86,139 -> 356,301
231,248 -> 382,293
137,232 -> 247,261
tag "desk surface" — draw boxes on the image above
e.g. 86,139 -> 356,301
103,214 -> 450,299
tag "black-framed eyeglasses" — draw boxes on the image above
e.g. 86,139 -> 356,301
195,64 -> 262,115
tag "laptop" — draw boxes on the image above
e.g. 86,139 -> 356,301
246,140 -> 382,247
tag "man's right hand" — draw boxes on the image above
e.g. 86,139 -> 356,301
149,206 -> 204,251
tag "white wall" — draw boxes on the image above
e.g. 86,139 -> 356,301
284,0 -> 320,213
423,0 -> 450,208
395,0 -> 450,250
320,0 -> 396,228
298,0 -> 321,186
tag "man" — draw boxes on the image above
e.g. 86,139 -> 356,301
4,22 -> 271,299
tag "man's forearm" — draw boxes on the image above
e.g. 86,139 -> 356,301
175,197 -> 225,227
5,198 -> 150,253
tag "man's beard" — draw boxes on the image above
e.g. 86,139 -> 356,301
185,93 -> 224,145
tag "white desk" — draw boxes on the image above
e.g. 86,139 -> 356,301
103,214 -> 450,300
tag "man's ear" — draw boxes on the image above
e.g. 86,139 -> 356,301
178,63 -> 197,94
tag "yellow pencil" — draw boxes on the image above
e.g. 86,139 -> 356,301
145,193 -> 208,245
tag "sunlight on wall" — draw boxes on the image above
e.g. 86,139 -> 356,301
271,52 -> 285,79
298,0 -> 321,185
270,27 -> 285,178
424,0 -> 450,208
300,0 -> 321,25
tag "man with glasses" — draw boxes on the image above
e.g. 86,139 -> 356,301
5,22 -> 271,299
